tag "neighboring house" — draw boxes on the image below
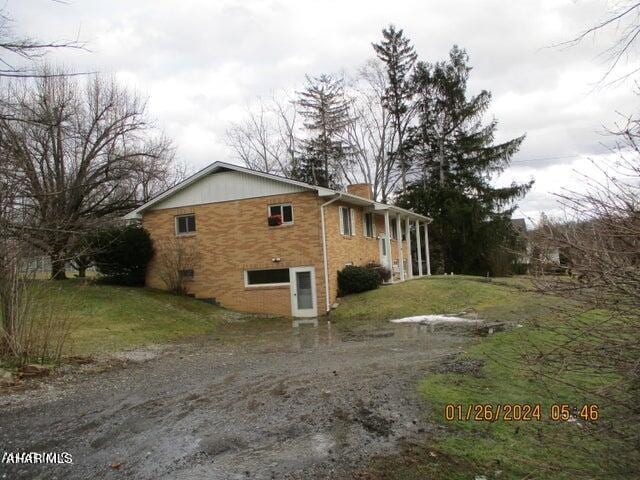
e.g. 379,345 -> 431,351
510,218 -> 561,269
125,162 -> 431,317
24,255 -> 97,277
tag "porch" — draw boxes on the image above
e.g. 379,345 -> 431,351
371,207 -> 432,283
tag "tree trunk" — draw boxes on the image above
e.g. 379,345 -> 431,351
77,267 -> 86,278
50,253 -> 67,280
439,135 -> 446,187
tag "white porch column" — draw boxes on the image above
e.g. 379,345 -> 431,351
383,210 -> 393,278
415,221 -> 423,276
396,213 -> 405,281
424,221 -> 432,276
405,216 -> 413,278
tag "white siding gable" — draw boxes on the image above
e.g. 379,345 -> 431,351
151,170 -> 307,210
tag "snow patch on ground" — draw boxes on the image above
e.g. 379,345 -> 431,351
390,315 -> 478,324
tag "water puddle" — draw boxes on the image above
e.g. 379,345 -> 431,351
390,314 -> 478,324
390,315 -> 506,337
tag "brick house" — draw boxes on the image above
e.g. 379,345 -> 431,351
125,162 -> 431,317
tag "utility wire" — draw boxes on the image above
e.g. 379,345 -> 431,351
508,153 -> 610,165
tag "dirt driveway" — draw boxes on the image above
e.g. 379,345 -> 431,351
0,318 -> 471,479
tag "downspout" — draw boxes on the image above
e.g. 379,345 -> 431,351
320,193 -> 342,314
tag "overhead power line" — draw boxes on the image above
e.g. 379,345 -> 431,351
508,153 -> 608,165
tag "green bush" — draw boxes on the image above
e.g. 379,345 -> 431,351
337,265 -> 381,296
90,225 -> 153,285
511,262 -> 529,275
366,262 -> 391,284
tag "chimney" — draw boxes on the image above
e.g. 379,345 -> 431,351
346,183 -> 373,200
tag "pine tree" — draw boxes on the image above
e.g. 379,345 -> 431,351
372,25 -> 417,194
294,74 -> 351,188
399,46 -> 532,275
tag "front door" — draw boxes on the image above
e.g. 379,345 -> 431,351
379,236 -> 389,268
290,267 -> 317,317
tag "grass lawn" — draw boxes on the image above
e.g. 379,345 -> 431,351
33,280 -> 226,356
352,280 -> 638,479
30,275 -> 558,355
330,275 -> 555,331
414,320 -> 634,479
33,275 -> 548,357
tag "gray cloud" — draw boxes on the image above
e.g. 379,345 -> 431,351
11,0 -> 638,217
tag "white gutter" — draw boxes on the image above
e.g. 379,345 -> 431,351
320,193 -> 342,314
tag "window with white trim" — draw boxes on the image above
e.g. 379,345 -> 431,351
245,268 -> 290,286
339,207 -> 355,236
390,218 -> 398,240
363,213 -> 375,238
176,214 -> 196,235
268,204 -> 293,225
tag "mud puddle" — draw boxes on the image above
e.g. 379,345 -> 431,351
1,317 -> 469,480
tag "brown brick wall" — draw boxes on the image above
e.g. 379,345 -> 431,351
346,183 -> 373,200
142,191 -> 326,316
323,203 -> 409,303
142,190 -> 411,316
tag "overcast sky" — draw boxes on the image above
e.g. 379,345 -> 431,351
12,0 -> 640,222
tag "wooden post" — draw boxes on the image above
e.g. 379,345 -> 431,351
405,216 -> 413,278
384,210 -> 393,280
416,221 -> 423,276
424,221 -> 431,276
396,213 -> 405,281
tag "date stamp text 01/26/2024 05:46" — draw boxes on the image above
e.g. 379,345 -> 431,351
444,404 -> 600,422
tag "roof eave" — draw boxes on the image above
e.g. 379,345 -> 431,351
122,160 -> 431,222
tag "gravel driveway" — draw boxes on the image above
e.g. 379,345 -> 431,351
0,319 -> 471,480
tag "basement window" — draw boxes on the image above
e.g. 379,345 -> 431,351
245,268 -> 290,287
179,269 -> 194,281
176,214 -> 196,235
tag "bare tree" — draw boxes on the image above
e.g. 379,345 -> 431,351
560,1 -> 640,83
0,3 -> 87,364
227,64 -> 405,201
340,60 -> 398,201
155,237 -> 199,295
0,68 -> 174,280
0,169 -> 71,364
128,142 -> 185,205
0,6 -> 84,80
0,244 -> 71,365
530,115 -> 640,457
225,95 -> 299,176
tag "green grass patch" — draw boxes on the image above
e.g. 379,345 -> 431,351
29,275 -> 549,356
364,307 -> 638,479
33,280 -> 225,355
331,275 -> 555,331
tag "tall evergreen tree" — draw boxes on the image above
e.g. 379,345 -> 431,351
372,25 -> 417,195
294,74 -> 351,188
399,46 -> 532,275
